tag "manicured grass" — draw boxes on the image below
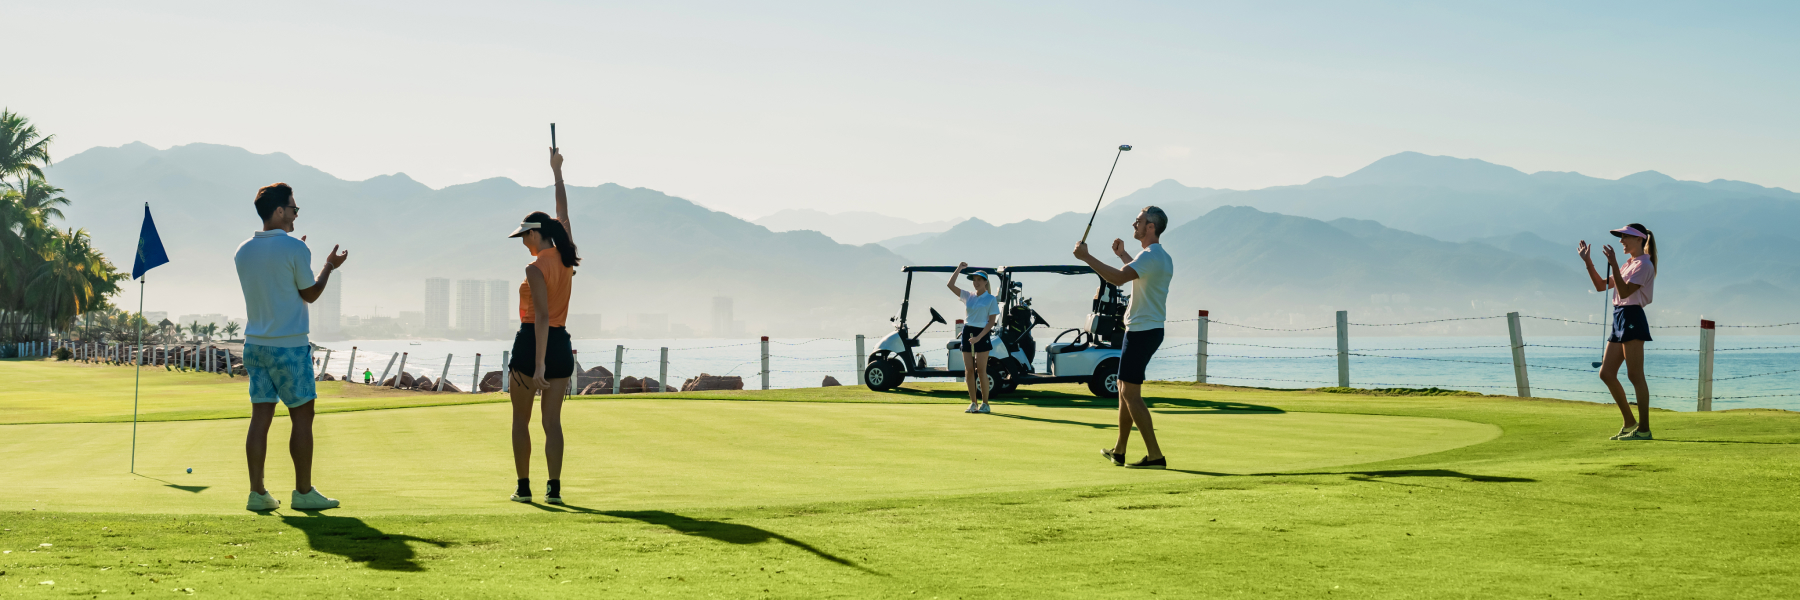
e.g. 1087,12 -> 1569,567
3,360 -> 1798,597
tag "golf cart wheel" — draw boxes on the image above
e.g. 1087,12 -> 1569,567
987,361 -> 1017,397
1088,358 -> 1119,399
866,360 -> 904,391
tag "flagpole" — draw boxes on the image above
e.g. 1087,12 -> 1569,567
132,275 -> 143,473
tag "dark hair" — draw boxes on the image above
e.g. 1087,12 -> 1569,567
254,183 -> 293,222
1141,206 -> 1169,235
523,211 -> 580,268
1627,223 -> 1658,274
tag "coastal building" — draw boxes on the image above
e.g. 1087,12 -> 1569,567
424,278 -> 450,332
455,279 -> 485,332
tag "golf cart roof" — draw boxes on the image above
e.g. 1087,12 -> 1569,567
901,265 -> 999,274
998,265 -> 1096,275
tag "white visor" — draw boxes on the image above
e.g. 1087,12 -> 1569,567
508,222 -> 542,238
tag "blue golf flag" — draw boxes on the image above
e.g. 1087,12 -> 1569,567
132,204 -> 169,280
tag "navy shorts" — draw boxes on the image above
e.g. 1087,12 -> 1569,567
509,324 -> 575,379
1118,328 -> 1164,385
960,325 -> 993,354
1608,305 -> 1653,343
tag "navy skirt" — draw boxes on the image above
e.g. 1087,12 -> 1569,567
1608,305 -> 1653,343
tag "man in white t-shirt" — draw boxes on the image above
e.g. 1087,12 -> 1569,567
1074,206 -> 1174,469
234,182 -> 349,511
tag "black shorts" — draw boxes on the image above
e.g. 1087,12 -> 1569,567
1118,328 -> 1164,385
509,324 -> 575,379
960,325 -> 993,354
1608,305 -> 1653,343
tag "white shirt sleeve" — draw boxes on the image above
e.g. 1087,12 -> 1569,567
989,297 -> 1001,318
292,243 -> 316,290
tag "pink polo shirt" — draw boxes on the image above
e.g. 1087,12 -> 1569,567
1612,255 -> 1655,307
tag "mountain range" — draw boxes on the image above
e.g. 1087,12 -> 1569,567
44,144 -> 1799,338
751,209 -> 964,247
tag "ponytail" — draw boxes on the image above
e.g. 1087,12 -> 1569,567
1628,222 -> 1657,276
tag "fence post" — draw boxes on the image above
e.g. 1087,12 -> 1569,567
855,334 -> 866,385
345,346 -> 358,382
392,352 -> 409,388
570,352 -> 582,396
320,349 -> 333,380
761,336 -> 771,391
659,347 -> 669,393
437,354 -> 454,391
1698,319 -> 1715,411
1336,310 -> 1350,387
613,345 -> 624,395
501,351 -> 511,393
1507,312 -> 1531,397
378,352 -> 398,387
470,353 -> 482,394
1197,310 -> 1210,384
226,349 -> 234,377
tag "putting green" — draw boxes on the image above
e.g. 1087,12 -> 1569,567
0,399 -> 1496,515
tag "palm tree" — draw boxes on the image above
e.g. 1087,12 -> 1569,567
186,321 -> 202,342
223,322 -> 241,341
0,109 -> 54,191
203,323 -> 218,344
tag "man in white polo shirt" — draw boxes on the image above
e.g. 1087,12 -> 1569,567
235,182 -> 349,511
1074,206 -> 1174,469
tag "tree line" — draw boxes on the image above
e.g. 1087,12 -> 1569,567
1,109 -> 126,344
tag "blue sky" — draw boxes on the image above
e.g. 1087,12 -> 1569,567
13,1 -> 1798,222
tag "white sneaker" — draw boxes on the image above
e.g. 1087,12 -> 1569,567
291,487 -> 340,510
977,404 -> 991,414
246,491 -> 281,511
964,402 -> 979,413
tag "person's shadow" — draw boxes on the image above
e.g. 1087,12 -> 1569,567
279,513 -> 451,572
530,505 -> 879,574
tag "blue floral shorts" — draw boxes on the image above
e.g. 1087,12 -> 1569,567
244,344 -> 318,408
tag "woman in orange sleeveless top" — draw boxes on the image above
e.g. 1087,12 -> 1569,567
504,148 -> 580,504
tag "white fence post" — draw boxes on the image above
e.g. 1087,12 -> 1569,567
437,354 -> 454,391
1698,319 -> 1716,411
659,347 -> 669,393
1507,312 -> 1531,398
392,352 -> 409,388
320,349 -> 333,380
345,346 -> 358,382
1336,310 -> 1350,388
470,353 -> 482,394
761,336 -> 771,391
855,334 -> 866,385
378,352 -> 398,387
570,353 -> 582,396
1197,309 -> 1210,384
501,351 -> 511,393
613,345 -> 624,395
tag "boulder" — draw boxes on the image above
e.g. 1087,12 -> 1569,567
318,372 -> 337,382
438,380 -> 463,393
681,373 -> 745,392
619,376 -> 643,394
382,372 -> 417,388
479,370 -> 504,392
821,375 -> 842,387
576,365 -> 613,392
641,377 -> 667,393
414,376 -> 433,390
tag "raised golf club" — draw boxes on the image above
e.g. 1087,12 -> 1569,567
551,122 -> 557,155
1079,144 -> 1132,244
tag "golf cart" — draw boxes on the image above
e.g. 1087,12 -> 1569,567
864,265 -> 1130,398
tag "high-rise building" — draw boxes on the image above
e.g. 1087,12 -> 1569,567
310,276 -> 341,334
712,297 -> 733,337
455,279 -> 485,332
424,278 -> 450,331
487,280 -> 511,335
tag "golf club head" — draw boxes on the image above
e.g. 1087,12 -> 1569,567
1119,144 -> 1132,151
1591,361 -> 1603,369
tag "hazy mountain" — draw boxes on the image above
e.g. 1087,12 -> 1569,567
752,209 -> 964,246
48,142 -> 908,337
874,230 -> 943,251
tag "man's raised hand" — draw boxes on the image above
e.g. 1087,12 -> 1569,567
324,245 -> 349,270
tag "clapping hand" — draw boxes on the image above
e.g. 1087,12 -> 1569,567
1601,244 -> 1619,267
1577,241 -> 1591,262
323,245 -> 349,270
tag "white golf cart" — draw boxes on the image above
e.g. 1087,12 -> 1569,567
863,265 -> 1130,398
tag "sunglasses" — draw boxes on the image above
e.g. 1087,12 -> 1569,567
286,204 -> 299,214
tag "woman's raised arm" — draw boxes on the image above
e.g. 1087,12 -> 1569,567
551,149 -> 571,237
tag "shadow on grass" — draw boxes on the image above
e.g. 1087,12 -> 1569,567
279,513 -> 451,572
1656,439 -> 1799,445
991,413 -> 1114,429
1164,468 -> 1536,483
883,386 -> 1282,413
134,473 -> 208,493
526,504 -> 879,575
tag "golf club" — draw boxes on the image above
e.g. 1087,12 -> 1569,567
1594,261 -> 1612,369
550,123 -> 557,156
1079,144 -> 1132,244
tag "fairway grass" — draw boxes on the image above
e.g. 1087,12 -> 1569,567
3,360 -> 1798,597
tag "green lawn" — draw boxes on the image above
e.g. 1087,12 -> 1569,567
2,358 -> 1797,598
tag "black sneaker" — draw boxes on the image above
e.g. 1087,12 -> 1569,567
1125,456 -> 1167,470
1101,448 -> 1125,466
510,478 -> 532,503
545,479 -> 564,505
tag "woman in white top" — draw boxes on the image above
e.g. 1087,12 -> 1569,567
1578,223 -> 1658,441
948,262 -> 1002,414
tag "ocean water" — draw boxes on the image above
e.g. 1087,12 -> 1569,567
312,334 -> 1800,412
